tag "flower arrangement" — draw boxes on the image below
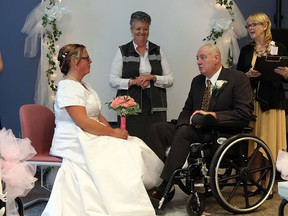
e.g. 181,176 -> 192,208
107,96 -> 140,117
107,96 -> 140,130
212,80 -> 228,96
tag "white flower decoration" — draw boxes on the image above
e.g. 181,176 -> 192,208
45,3 -> 67,21
212,80 -> 228,96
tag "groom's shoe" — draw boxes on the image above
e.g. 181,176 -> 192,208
147,187 -> 162,201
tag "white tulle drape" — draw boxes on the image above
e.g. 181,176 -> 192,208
208,0 -> 247,67
0,128 -> 37,216
21,0 -> 68,110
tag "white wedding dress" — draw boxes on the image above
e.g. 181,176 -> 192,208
41,80 -> 163,216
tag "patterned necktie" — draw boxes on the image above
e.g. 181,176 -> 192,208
201,79 -> 212,111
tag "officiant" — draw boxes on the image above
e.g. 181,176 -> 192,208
236,12 -> 287,199
109,11 -> 173,143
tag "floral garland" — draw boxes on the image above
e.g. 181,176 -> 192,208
217,0 -> 234,16
42,0 -> 63,93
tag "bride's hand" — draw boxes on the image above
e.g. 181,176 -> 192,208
113,128 -> 129,140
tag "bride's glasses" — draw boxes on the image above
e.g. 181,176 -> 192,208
81,56 -> 91,62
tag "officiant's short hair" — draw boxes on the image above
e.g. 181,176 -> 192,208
130,11 -> 151,26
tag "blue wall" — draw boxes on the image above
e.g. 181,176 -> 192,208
0,0 -> 41,136
0,0 -> 279,136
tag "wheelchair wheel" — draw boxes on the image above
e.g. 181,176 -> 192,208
209,134 -> 275,214
186,192 -> 205,216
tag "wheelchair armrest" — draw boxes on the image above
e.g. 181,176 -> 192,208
191,114 -> 218,126
170,119 -> 178,125
192,114 -> 249,130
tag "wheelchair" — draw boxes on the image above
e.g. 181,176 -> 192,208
157,114 -> 275,216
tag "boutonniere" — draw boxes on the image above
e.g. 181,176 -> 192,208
212,80 -> 228,97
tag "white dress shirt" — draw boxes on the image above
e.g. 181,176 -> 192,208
109,41 -> 173,90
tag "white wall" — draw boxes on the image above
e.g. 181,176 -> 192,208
57,0 -> 215,121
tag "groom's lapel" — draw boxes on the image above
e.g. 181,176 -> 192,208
209,68 -> 225,111
209,94 -> 217,111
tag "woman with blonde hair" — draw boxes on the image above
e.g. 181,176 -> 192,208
237,12 -> 287,199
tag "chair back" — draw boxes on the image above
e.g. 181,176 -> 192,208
19,104 -> 55,155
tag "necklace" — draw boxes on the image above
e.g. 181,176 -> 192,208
67,74 -> 81,82
254,42 -> 271,57
67,74 -> 87,89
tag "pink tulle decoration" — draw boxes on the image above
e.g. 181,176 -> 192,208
276,150 -> 288,180
0,128 -> 37,216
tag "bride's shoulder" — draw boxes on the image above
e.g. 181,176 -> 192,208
58,79 -> 82,88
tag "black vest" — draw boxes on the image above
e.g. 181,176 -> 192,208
117,41 -> 167,113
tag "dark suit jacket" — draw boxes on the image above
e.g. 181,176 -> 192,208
237,42 -> 287,111
177,67 -> 254,127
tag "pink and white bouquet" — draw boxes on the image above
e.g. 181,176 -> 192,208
107,95 -> 140,117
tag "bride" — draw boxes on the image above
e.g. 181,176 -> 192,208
41,44 -> 163,216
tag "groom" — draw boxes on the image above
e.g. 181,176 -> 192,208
147,43 -> 254,198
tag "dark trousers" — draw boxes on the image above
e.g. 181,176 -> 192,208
119,89 -> 166,143
147,122 -> 209,181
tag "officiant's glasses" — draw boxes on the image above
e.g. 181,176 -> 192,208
245,22 -> 263,29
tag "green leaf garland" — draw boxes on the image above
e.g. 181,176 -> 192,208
42,0 -> 62,93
